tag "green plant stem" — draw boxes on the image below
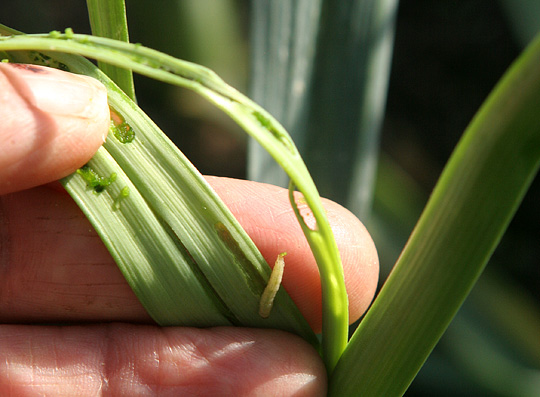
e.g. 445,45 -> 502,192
329,33 -> 540,395
86,0 -> 135,100
289,181 -> 348,373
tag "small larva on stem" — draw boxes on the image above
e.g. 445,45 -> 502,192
259,252 -> 286,318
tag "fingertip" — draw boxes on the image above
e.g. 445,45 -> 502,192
0,63 -> 109,195
206,177 -> 379,333
327,200 -> 379,323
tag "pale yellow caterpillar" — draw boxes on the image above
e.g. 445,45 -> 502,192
259,252 -> 286,318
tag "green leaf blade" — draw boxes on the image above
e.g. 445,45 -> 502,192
62,149 -> 233,327
329,32 -> 540,396
86,0 -> 136,100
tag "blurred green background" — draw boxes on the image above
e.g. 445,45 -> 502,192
3,1 -> 539,395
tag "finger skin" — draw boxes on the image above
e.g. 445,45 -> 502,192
0,324 -> 326,396
0,63 -> 109,195
0,179 -> 379,332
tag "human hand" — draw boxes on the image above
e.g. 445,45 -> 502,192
0,63 -> 379,395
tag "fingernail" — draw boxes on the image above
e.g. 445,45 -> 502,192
0,63 -> 108,117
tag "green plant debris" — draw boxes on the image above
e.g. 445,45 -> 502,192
109,119 -> 135,143
64,27 -> 74,39
76,164 -> 117,193
48,28 -> 74,39
109,108 -> 135,143
113,186 -> 130,210
120,186 -> 130,197
48,30 -> 61,39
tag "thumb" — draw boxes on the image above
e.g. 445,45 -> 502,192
0,63 -> 109,195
